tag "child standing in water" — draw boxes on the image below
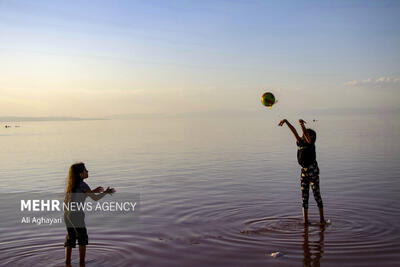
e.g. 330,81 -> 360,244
278,119 -> 325,225
64,162 -> 115,266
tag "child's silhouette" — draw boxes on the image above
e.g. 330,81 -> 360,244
278,119 -> 325,225
64,162 -> 115,265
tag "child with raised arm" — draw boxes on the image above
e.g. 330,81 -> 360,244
278,119 -> 325,225
64,162 -> 116,265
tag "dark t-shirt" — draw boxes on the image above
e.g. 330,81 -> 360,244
71,181 -> 91,204
65,181 -> 90,225
297,139 -> 316,167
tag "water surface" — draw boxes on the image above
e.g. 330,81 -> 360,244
1,114 -> 399,266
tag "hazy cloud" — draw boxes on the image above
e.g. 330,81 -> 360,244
346,76 -> 400,90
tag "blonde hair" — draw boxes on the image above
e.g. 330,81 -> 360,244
64,162 -> 85,203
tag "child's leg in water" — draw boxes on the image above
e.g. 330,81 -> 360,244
302,208 -> 309,225
300,176 -> 310,224
79,245 -> 86,264
310,177 -> 325,223
65,246 -> 72,264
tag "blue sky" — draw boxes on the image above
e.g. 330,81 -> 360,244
1,0 -> 399,117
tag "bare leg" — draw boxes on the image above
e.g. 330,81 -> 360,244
319,207 -> 326,224
302,208 -> 309,225
79,245 -> 86,266
65,246 -> 72,264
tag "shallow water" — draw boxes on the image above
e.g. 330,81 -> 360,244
1,114 -> 399,266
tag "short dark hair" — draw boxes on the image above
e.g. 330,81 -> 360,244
306,128 -> 316,143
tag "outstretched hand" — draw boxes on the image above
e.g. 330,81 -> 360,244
299,119 -> 306,125
278,119 -> 288,126
93,186 -> 104,193
105,187 -> 116,195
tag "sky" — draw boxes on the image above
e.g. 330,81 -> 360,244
1,0 -> 399,118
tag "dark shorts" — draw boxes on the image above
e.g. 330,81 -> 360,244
300,162 -> 323,209
64,212 -> 88,247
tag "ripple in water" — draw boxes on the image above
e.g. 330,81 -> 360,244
1,195 -> 399,266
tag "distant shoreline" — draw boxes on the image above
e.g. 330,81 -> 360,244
0,117 -> 106,122
2,108 -> 399,122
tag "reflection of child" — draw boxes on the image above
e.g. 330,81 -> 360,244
278,119 -> 325,225
64,162 -> 115,265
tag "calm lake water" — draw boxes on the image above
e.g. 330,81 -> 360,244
1,113 -> 400,266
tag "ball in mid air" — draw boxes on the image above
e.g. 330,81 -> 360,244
261,92 -> 276,107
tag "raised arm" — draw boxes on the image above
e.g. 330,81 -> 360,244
298,119 -> 311,144
278,119 -> 301,143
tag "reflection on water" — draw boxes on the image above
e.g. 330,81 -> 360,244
303,225 -> 325,267
0,115 -> 399,266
